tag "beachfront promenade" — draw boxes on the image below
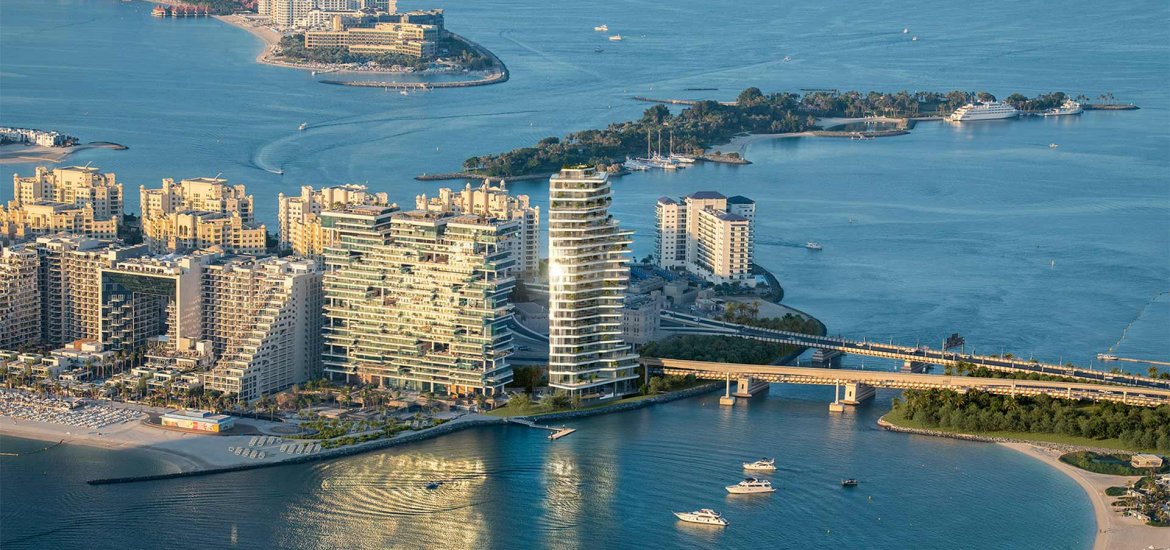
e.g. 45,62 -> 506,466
640,358 -> 1170,408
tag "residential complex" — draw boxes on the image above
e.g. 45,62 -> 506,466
547,166 -> 638,398
655,192 -> 756,286
277,184 -> 393,259
415,180 -> 540,279
322,205 -> 515,396
140,177 -> 265,254
259,0 -> 396,29
13,166 -> 124,220
304,11 -> 444,58
2,165 -> 124,244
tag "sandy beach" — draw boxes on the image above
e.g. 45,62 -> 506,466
1000,442 -> 1169,550
0,143 -> 126,165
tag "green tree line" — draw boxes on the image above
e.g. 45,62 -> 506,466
640,335 -> 796,364
892,389 -> 1170,452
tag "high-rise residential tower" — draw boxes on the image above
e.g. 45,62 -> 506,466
547,166 -> 638,398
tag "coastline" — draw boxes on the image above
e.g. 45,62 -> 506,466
0,142 -> 127,165
877,417 -> 1168,549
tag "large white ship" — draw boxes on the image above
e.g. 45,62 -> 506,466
1043,99 -> 1083,116
948,101 -> 1019,122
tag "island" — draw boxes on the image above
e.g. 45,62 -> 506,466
442,88 -> 1128,179
207,6 -> 507,87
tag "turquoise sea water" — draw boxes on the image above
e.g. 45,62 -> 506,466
1,0 -> 1167,547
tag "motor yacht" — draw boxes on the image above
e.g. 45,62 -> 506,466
806,241 -> 823,251
673,509 -> 728,526
742,458 -> 776,471
726,478 -> 775,494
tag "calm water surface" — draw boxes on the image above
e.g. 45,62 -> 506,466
2,0 -> 1167,547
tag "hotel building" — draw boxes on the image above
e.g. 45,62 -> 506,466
547,166 -> 638,398
655,192 -> 755,286
415,180 -> 540,279
277,184 -> 393,259
304,19 -> 441,58
322,205 -> 515,396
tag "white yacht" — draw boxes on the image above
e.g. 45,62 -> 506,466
805,241 -> 823,251
742,458 -> 777,471
673,509 -> 728,526
623,157 -> 652,171
726,478 -> 775,494
948,101 -> 1019,122
669,153 -> 696,164
1043,99 -> 1083,116
298,122 -> 308,131
594,24 -> 608,32
609,35 -> 623,41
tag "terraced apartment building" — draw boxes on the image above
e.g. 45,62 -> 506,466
321,205 -> 515,396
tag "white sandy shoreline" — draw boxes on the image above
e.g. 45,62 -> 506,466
998,442 -> 1168,550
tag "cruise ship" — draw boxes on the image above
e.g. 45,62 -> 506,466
726,478 -> 775,494
1043,99 -> 1083,116
673,509 -> 728,526
948,101 -> 1019,122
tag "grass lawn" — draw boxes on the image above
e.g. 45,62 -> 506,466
882,408 -> 1160,454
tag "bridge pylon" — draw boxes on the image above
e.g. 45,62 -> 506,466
901,360 -> 929,373
813,348 -> 843,368
840,382 -> 875,405
719,373 -> 736,406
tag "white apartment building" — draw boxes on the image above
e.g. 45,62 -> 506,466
655,191 -> 756,286
12,165 -> 124,221
547,166 -> 638,398
0,245 -> 41,349
277,184 -> 393,259
321,206 -> 516,396
204,257 -> 323,401
415,180 -> 540,279
101,250 -> 219,351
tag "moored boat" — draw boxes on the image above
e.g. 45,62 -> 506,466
673,508 -> 728,526
1042,99 -> 1083,116
609,35 -> 623,41
805,241 -> 822,251
742,458 -> 776,471
594,24 -> 608,32
726,478 -> 775,494
841,478 -> 859,487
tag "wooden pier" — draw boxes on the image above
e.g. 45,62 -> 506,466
504,417 -> 577,441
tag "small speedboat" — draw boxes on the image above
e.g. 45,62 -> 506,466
298,122 -> 308,131
742,458 -> 776,471
806,241 -> 823,251
594,24 -> 608,32
609,35 -> 623,41
1048,143 -> 1059,148
726,478 -> 775,494
426,481 -> 442,490
673,508 -> 728,526
841,479 -> 859,487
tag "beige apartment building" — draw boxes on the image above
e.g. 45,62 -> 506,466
0,202 -> 118,244
277,184 -> 393,259
140,177 -> 265,254
12,165 -> 124,221
655,191 -> 756,286
322,205 -> 516,396
415,180 -> 540,279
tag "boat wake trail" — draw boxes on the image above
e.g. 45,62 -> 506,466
497,29 -> 605,82
1110,290 -> 1170,352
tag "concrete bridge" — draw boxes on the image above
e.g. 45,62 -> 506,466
660,311 -> 1169,390
639,358 -> 1170,410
